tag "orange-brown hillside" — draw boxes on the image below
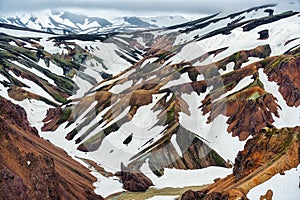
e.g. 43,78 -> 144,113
0,96 -> 103,200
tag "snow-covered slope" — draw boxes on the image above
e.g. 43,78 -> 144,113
0,3 -> 299,199
139,16 -> 188,27
247,164 -> 300,200
0,11 -> 188,34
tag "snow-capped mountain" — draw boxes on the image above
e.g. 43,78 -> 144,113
113,15 -> 187,28
0,3 -> 299,200
0,11 -> 188,34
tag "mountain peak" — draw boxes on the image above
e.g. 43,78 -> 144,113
0,11 -> 190,34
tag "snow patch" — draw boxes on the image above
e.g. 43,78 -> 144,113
110,80 -> 133,94
247,165 -> 300,200
141,162 -> 232,189
170,134 -> 182,157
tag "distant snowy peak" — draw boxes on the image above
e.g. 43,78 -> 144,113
0,12 -> 188,34
0,11 -> 112,34
113,15 -> 188,28
111,16 -> 156,28
50,11 -> 112,30
140,15 -> 188,27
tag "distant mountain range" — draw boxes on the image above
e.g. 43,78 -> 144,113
0,11 -> 188,34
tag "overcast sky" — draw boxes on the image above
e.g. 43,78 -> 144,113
0,0 -> 298,20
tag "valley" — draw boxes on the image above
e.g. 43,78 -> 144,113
0,2 -> 299,200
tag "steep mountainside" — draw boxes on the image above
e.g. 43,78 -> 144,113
0,3 -> 299,199
0,96 -> 103,199
181,126 -> 300,200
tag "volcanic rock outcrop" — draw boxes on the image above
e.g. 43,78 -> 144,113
0,96 -> 103,200
180,127 -> 300,200
116,163 -> 154,192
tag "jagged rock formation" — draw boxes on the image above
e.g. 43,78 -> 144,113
259,189 -> 273,200
202,78 -> 280,140
263,50 -> 300,107
116,163 -> 153,192
180,127 -> 300,200
200,46 -> 300,141
0,96 -> 103,200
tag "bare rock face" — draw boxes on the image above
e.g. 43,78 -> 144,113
42,107 -> 64,132
127,125 -> 227,177
214,45 -> 271,70
181,190 -> 248,200
260,189 -> 273,200
233,127 -> 299,181
0,167 -> 29,200
0,151 -> 59,200
0,96 -> 103,200
202,80 -> 280,141
181,127 -> 300,200
8,86 -> 58,107
0,95 -> 38,136
264,55 -> 300,107
118,163 -> 153,192
181,190 -> 205,200
129,89 -> 153,107
258,30 -> 269,40
264,9 -> 274,16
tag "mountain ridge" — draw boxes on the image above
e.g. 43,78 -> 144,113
0,11 -> 188,34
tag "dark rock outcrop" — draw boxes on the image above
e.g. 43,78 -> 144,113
118,163 -> 153,192
258,29 -> 269,40
264,9 -> 274,16
181,190 -> 248,200
242,11 -> 298,31
181,190 -> 205,200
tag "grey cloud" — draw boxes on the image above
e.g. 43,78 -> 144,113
0,0 -> 291,15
